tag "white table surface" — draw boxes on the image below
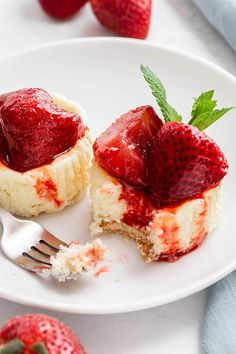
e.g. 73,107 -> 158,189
0,1 -> 235,353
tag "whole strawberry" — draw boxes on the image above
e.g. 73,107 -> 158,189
140,65 -> 233,208
90,0 -> 152,39
148,122 -> 228,208
0,314 -> 86,354
38,0 -> 87,19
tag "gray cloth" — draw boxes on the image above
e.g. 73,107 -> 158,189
193,0 -> 236,51
201,271 -> 236,353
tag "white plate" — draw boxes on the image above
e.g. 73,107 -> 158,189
0,38 -> 235,314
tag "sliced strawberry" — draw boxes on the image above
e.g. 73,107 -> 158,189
148,122 -> 228,208
0,88 -> 86,172
93,105 -> 163,187
38,0 -> 87,19
0,314 -> 86,353
90,0 -> 152,39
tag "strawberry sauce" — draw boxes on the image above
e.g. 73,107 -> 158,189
119,182 -> 212,262
119,183 -> 155,227
0,88 -> 86,172
158,244 -> 200,262
94,266 -> 109,278
35,176 -> 62,207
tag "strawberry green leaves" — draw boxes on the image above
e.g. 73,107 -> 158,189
140,65 -> 182,123
188,90 -> 234,130
0,339 -> 25,354
140,65 -> 234,130
31,343 -> 49,354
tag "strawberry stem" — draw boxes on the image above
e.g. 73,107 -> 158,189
0,339 -> 25,353
31,342 -> 49,354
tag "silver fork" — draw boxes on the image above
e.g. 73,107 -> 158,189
0,207 -> 67,273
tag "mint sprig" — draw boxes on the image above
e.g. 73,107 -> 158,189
140,64 -> 182,123
140,64 -> 234,130
188,90 -> 233,130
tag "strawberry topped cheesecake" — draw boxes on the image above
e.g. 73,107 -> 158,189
90,65 -> 232,262
0,88 -> 92,217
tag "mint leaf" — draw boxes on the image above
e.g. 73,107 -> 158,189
190,107 -> 234,131
140,65 -> 233,129
140,64 -> 182,122
189,90 -> 216,125
188,90 -> 234,130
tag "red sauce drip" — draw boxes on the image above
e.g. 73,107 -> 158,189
94,266 -> 109,278
158,244 -> 200,262
157,192 -> 210,262
119,181 -> 217,229
119,183 -> 155,227
153,211 -> 180,255
36,176 -> 62,206
119,180 -> 213,262
0,88 -> 86,172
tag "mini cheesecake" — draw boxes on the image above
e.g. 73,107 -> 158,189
0,89 -> 92,217
89,65 -> 230,263
90,161 -> 221,262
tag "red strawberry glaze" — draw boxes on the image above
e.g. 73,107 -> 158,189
35,176 -> 62,207
94,266 -> 109,278
119,183 -> 182,261
150,210 -> 180,255
158,244 -> 200,263
119,183 -> 155,227
94,105 -> 163,188
158,189 -> 210,262
119,181 -> 214,262
0,88 -> 86,172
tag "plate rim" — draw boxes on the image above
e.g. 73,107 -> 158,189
1,36 -> 235,82
0,37 -> 236,314
1,260 -> 236,314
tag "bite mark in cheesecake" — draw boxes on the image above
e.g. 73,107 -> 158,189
90,162 -> 221,262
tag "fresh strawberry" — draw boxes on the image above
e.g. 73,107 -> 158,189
93,105 -> 163,187
90,0 -> 152,39
148,122 -> 228,208
0,314 -> 86,354
38,0 -> 87,19
0,88 -> 86,172
139,65 -> 232,208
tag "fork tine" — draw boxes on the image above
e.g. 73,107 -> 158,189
15,255 -> 50,273
24,249 -> 52,265
22,252 -> 51,266
32,243 -> 57,257
40,231 -> 67,250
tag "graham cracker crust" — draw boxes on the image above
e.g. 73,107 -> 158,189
97,220 -> 157,263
